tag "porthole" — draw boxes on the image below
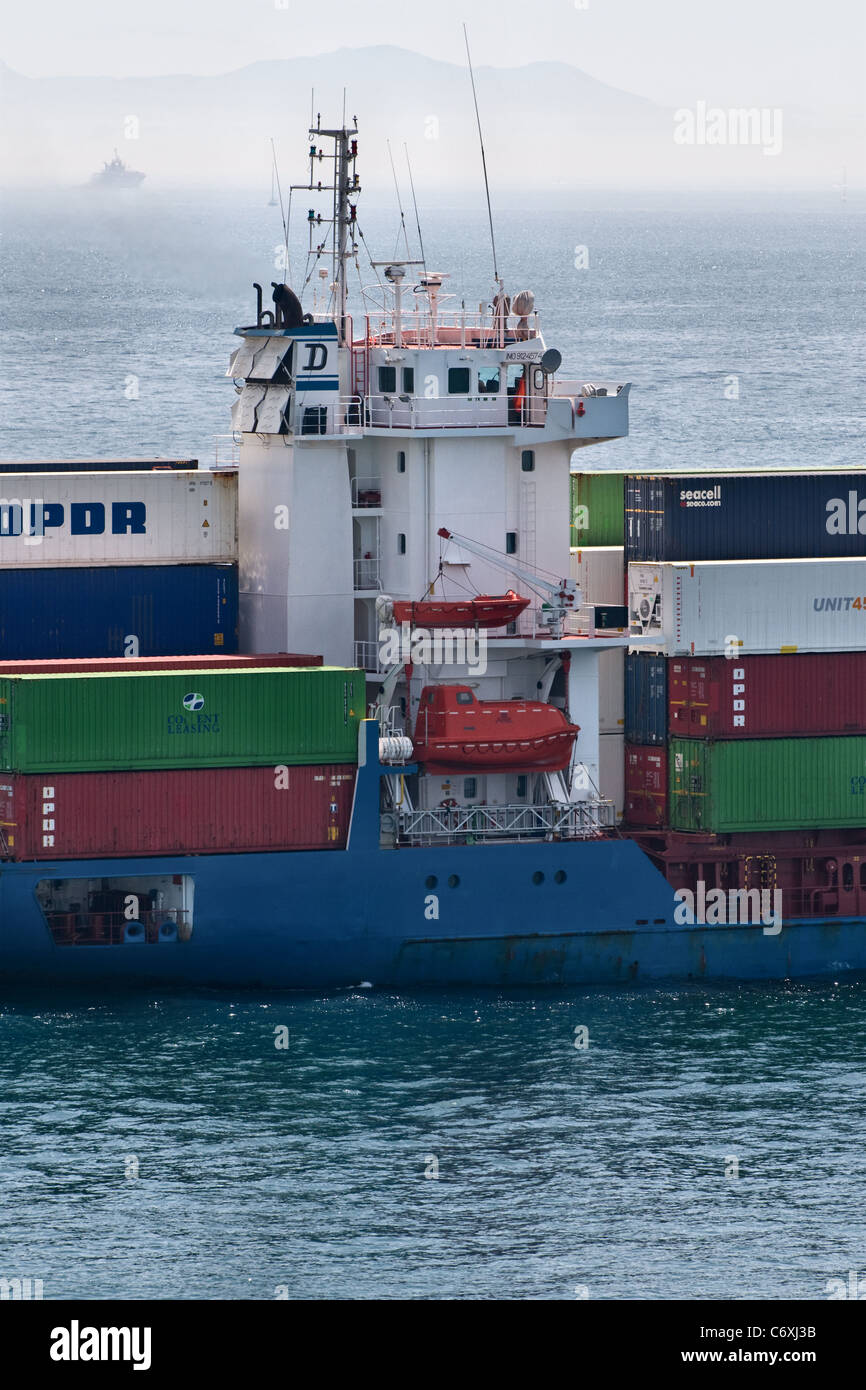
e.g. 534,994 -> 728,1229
532,871 -> 545,885
448,874 -> 460,888
425,875 -> 438,889
554,870 -> 567,885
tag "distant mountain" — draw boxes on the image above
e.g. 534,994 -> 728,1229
0,45 -> 861,190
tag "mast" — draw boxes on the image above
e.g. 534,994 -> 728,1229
292,117 -> 361,344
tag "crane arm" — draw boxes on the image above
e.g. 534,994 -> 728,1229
436,527 -> 579,609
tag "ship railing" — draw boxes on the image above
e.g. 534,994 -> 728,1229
213,433 -> 241,467
360,310 -> 541,349
365,395 -> 546,430
293,395 -> 547,436
353,557 -> 382,591
351,476 -> 382,508
392,800 -> 615,845
293,394 -> 547,437
45,908 -> 192,947
354,639 -> 387,673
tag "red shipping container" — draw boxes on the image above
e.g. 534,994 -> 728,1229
0,653 -> 322,676
0,765 -> 355,860
668,653 -> 866,739
624,745 -> 668,827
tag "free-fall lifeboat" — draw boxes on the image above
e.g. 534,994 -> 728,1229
412,685 -> 580,773
391,591 -> 530,629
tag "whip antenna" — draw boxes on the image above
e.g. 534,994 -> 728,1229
404,144 -> 429,282
386,139 -> 412,262
463,23 -> 499,285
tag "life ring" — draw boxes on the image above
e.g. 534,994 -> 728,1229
440,798 -> 458,809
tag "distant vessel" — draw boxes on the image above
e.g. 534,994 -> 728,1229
91,149 -> 145,188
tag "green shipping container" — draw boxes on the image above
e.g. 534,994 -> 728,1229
0,667 -> 363,773
669,736 -> 866,832
570,473 -> 625,547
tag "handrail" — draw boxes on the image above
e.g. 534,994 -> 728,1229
360,309 -> 541,350
394,800 -> 614,844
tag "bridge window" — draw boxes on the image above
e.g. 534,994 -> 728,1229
402,368 -> 415,394
397,451 -> 406,472
521,450 -> 535,472
378,365 -> 397,393
478,365 -> 500,394
397,533 -> 406,554
448,367 -> 471,394
505,532 -> 518,555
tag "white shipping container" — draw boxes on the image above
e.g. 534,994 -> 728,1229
570,546 -> 625,604
598,731 -> 625,824
0,471 -> 237,567
629,557 -> 866,656
598,647 -> 625,732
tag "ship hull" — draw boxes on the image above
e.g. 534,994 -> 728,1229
1,837 -> 864,990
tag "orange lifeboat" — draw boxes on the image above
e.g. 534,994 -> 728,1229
413,685 -> 580,773
391,591 -> 530,630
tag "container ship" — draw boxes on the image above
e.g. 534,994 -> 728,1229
1,119 -> 865,989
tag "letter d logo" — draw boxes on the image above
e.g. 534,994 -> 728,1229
303,344 -> 328,371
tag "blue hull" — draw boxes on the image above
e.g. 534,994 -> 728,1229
2,835 -> 864,990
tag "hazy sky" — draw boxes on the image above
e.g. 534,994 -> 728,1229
3,0 -> 864,114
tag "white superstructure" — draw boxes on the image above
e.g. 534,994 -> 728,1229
226,119 -> 632,843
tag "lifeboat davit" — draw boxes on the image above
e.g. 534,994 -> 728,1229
413,684 -> 580,773
391,591 -> 530,630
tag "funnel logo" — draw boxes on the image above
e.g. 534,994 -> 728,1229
183,692 -> 205,712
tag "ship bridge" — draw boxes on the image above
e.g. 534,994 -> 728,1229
228,298 -> 629,445
229,118 -> 631,692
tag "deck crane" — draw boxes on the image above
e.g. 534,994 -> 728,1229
434,527 -> 581,639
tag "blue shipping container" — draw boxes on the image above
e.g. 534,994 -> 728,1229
0,564 -> 238,658
625,472 -> 866,561
625,652 -> 668,746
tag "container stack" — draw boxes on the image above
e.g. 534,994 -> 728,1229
0,663 -> 362,859
0,471 -> 239,658
623,470 -> 866,833
569,471 -> 628,817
